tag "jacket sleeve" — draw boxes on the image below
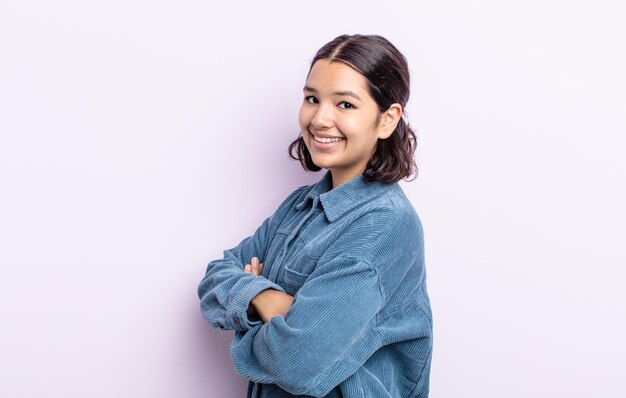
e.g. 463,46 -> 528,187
229,254 -> 384,397
197,187 -> 306,332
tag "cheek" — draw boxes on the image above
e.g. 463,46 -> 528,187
350,112 -> 379,138
298,106 -> 311,129
340,118 -> 367,139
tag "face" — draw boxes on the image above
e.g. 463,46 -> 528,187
298,59 -> 397,188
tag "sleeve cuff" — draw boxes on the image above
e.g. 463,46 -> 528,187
226,276 -> 286,331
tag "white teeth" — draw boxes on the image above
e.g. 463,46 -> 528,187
313,135 -> 343,143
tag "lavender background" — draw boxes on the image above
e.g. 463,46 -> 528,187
1,1 -> 625,397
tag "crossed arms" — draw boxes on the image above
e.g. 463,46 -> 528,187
244,256 -> 293,323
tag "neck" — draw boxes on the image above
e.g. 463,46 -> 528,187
330,168 -> 363,189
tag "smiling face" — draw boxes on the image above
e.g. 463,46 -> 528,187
298,59 -> 400,188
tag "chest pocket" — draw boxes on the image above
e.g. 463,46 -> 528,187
280,236 -> 323,296
274,202 -> 330,295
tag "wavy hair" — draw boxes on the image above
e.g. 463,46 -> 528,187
289,34 -> 418,184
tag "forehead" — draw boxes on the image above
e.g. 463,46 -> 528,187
306,59 -> 369,93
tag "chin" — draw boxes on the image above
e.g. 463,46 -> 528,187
309,155 -> 333,169
311,160 -> 330,170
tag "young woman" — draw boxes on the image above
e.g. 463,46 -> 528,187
198,34 -> 432,398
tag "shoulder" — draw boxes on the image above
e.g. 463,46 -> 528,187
384,184 -> 423,237
329,184 -> 423,265
350,184 -> 422,238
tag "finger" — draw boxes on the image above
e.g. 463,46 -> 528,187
252,258 -> 260,275
253,262 -> 263,276
244,264 -> 251,273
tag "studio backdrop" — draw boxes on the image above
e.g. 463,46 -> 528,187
1,1 -> 624,397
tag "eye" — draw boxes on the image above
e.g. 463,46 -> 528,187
304,96 -> 318,104
338,101 -> 354,109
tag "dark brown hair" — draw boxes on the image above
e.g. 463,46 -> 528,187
288,34 -> 418,184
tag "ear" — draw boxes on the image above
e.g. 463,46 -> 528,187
376,103 -> 403,139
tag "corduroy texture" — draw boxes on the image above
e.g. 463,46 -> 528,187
198,170 -> 432,397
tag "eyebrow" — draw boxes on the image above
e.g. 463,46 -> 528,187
303,85 -> 363,101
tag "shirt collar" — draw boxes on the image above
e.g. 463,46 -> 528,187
295,170 -> 393,222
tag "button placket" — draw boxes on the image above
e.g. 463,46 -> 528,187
268,198 -> 319,281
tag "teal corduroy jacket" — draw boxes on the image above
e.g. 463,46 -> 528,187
198,171 -> 432,397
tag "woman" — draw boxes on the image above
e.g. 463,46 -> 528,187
198,34 -> 432,398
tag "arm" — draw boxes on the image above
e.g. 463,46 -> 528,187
197,188 -> 305,332
230,255 -> 384,396
197,217 -> 286,331
244,258 -> 295,322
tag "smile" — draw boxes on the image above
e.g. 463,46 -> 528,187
313,134 -> 344,144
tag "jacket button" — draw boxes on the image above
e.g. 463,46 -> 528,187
234,317 -> 241,326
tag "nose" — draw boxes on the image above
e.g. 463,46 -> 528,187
310,102 -> 333,130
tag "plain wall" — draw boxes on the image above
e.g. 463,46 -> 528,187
1,1 -> 624,397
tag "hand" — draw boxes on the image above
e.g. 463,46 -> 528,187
244,257 -> 294,323
244,257 -> 263,318
244,257 -> 263,276
251,288 -> 294,323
